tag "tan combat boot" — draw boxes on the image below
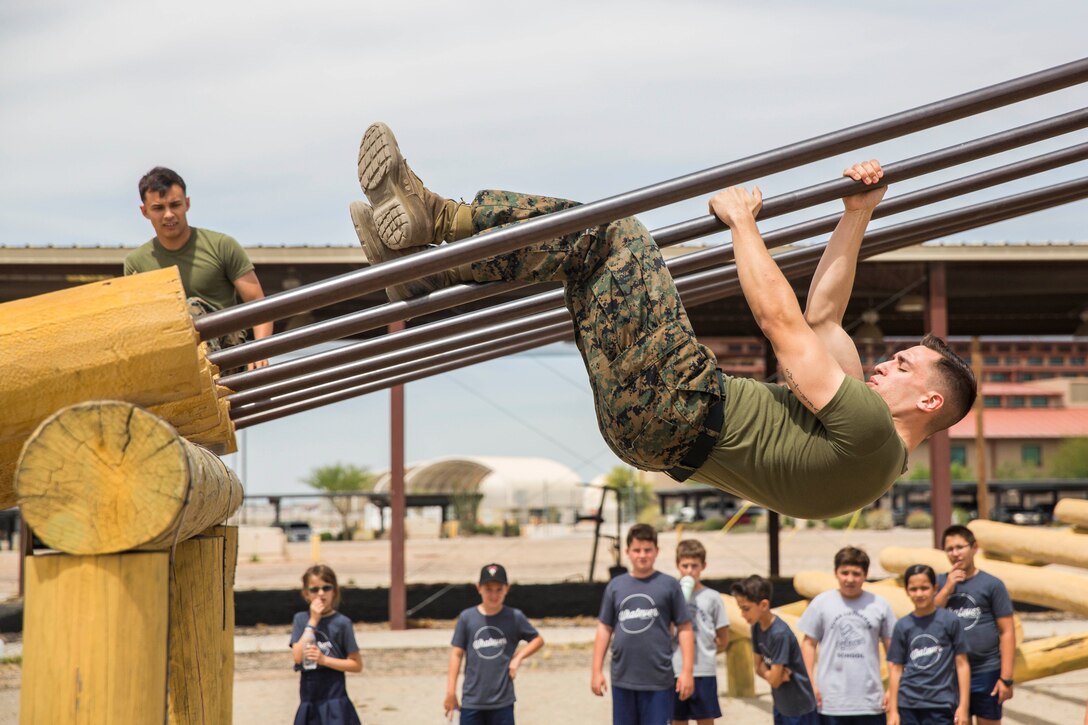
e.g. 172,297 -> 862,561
358,122 -> 473,249
349,201 -> 469,302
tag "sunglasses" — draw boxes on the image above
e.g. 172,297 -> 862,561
307,585 -> 335,594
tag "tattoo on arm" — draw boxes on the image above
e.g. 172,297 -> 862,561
783,369 -> 820,413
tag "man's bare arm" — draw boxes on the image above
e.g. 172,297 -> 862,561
710,187 -> 845,413
803,160 -> 886,381
232,270 -> 273,369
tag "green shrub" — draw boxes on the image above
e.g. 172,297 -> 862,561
865,509 -> 894,530
906,510 -> 933,529
952,507 -> 973,525
691,517 -> 727,531
825,514 -> 854,530
320,532 -> 335,541
470,523 -> 500,536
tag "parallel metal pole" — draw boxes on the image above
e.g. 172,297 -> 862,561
209,109 -> 1088,371
232,176 -> 1088,427
224,153 -> 1088,402
197,58 -> 1088,341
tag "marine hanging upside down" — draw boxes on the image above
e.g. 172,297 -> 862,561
350,123 -> 977,519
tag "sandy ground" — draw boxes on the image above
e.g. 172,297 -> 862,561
3,529 -> 1088,723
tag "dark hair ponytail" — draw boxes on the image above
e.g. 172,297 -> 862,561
903,564 -> 936,587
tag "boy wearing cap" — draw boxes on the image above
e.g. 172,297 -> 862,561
445,564 -> 545,725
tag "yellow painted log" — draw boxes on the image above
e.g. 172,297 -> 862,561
725,637 -> 756,697
167,529 -> 238,725
1055,499 -> 1088,528
0,269 -> 219,508
21,551 -> 170,724
969,519 -> 1088,569
880,546 -> 1088,616
1014,632 -> 1088,682
15,401 -> 243,555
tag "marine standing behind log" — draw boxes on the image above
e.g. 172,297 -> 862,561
124,166 -> 273,370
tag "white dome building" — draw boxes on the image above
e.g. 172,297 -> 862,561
372,455 -> 586,525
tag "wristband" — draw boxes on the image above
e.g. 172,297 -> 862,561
1000,677 -> 1014,686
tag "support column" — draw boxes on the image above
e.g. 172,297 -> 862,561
389,320 -> 407,630
927,262 -> 952,546
763,337 -> 781,576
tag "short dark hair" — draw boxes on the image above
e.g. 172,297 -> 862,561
139,166 -> 186,202
921,333 -> 977,435
626,523 -> 658,548
833,546 -> 870,574
941,524 -> 976,548
903,563 -> 936,587
730,574 -> 772,604
676,538 -> 706,564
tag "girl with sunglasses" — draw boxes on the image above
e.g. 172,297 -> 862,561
289,564 -> 363,724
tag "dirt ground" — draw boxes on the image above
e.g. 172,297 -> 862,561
3,529 -> 1088,723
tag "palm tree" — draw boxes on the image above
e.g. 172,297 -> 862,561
302,464 -> 375,540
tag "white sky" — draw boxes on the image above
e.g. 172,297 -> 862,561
3,2 -> 1087,493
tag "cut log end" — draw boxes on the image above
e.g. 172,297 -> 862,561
15,400 -> 242,554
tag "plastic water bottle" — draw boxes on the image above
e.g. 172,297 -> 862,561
680,575 -> 695,602
300,626 -> 318,670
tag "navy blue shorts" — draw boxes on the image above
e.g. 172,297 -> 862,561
820,715 -> 887,725
460,704 -> 515,725
969,669 -> 1003,720
612,685 -> 673,725
774,708 -> 820,725
672,676 -> 721,721
897,707 -> 954,725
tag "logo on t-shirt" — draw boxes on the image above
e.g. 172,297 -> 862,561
618,593 -> 660,634
908,633 -> 943,670
947,593 -> 982,630
832,617 -> 868,659
472,625 -> 509,660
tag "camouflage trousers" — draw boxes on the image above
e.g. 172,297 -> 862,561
186,297 -> 248,374
467,190 -> 723,471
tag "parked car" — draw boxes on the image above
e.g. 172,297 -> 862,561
278,520 -> 313,542
990,505 -> 1050,526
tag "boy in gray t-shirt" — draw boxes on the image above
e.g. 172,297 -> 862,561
592,524 -> 694,725
671,538 -> 729,724
445,563 -> 545,724
798,546 -> 895,723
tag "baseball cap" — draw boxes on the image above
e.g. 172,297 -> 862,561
478,563 -> 508,585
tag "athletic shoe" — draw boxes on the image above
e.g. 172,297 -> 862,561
358,122 -> 448,249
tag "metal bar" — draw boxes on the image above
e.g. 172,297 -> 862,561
233,326 -> 572,429
196,58 -> 1088,340
231,321 -> 573,415
224,150 -> 1088,399
207,107 -> 1088,370
210,107 -> 1088,370
232,176 -> 1088,427
207,108 -> 1088,367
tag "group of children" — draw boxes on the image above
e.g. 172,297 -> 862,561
287,524 -> 1015,725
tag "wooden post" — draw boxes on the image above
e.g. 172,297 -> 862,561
15,401 -> 243,554
0,268 -> 221,508
926,262 -> 952,545
167,528 -> 238,725
971,336 -> 989,519
21,551 -> 170,724
389,320 -> 407,630
725,638 -> 756,698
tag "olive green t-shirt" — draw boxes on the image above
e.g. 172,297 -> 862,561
123,228 -> 254,311
690,375 -> 907,519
